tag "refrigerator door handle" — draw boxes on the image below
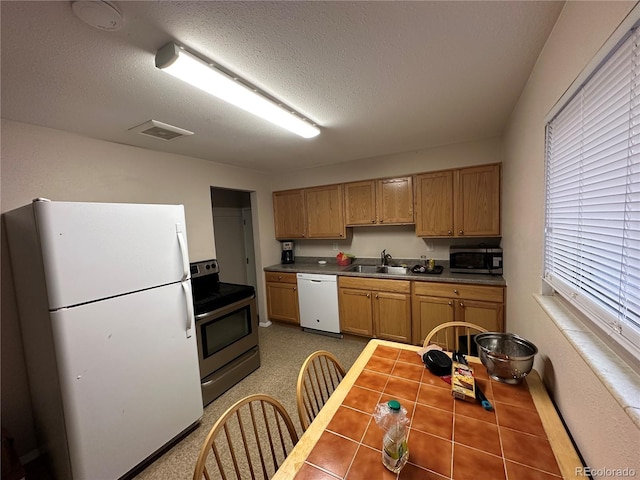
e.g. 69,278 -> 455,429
176,223 -> 189,281
182,280 -> 194,338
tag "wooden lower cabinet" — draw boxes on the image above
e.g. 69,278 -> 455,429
412,282 -> 504,345
265,272 -> 299,324
339,277 -> 411,343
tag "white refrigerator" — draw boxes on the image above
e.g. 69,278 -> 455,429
5,199 -> 203,480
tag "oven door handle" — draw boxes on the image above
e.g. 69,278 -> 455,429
195,311 -> 212,321
176,223 -> 189,281
182,280 -> 194,338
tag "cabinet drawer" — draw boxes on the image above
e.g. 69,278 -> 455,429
412,281 -> 503,302
265,272 -> 297,284
339,276 -> 410,293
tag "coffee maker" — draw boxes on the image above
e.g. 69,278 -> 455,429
281,241 -> 295,264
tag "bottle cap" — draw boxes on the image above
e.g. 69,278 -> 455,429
388,399 -> 401,412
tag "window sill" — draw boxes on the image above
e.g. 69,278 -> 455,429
534,294 -> 640,428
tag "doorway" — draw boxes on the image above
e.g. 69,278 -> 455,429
210,187 -> 257,292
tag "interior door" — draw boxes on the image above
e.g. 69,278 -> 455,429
213,207 -> 247,285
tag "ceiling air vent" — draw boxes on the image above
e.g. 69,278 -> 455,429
128,120 -> 194,141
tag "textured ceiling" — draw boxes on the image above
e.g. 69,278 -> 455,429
1,1 -> 564,173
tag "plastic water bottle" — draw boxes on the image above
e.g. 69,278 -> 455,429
375,399 -> 409,473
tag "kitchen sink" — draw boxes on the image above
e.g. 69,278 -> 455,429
377,265 -> 409,275
346,264 -> 380,274
346,264 -> 409,275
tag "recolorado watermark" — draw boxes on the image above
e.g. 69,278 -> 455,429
576,466 -> 636,477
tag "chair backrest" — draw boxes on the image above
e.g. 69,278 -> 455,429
423,321 -> 488,355
193,394 -> 299,480
296,350 -> 346,432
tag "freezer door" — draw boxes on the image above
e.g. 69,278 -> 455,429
50,282 -> 202,479
33,200 -> 191,309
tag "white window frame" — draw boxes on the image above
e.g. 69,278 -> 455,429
544,5 -> 640,365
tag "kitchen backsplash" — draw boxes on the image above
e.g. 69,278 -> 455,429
293,225 -> 500,262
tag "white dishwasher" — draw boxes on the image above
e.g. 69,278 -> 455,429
296,273 -> 342,336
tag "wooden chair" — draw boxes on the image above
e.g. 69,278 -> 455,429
423,321 -> 488,356
296,350 -> 346,432
193,394 -> 299,480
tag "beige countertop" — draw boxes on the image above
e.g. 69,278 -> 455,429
264,258 -> 505,286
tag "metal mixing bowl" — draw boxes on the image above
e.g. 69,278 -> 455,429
474,332 -> 538,384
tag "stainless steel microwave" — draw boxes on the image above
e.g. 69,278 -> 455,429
449,246 -> 503,274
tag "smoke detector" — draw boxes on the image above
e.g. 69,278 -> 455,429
71,1 -> 124,31
128,120 -> 194,141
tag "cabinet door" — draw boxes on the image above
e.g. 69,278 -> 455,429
339,288 -> 373,336
266,282 -> 299,324
305,184 -> 346,238
344,180 -> 376,225
273,190 -> 306,239
377,177 -> 414,224
411,295 -> 455,346
455,164 -> 501,237
374,291 -> 412,343
455,299 -> 503,332
414,170 -> 454,237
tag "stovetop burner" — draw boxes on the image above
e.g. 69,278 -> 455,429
194,282 -> 255,315
190,259 -> 255,315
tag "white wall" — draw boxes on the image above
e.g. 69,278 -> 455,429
502,1 -> 639,475
0,119 -> 281,456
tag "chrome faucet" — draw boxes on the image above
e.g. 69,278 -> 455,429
381,249 -> 392,266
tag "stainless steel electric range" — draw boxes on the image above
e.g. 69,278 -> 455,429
189,259 -> 260,407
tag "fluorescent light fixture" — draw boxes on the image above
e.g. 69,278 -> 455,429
155,42 -> 320,139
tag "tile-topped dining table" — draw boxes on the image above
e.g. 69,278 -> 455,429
273,339 -> 583,480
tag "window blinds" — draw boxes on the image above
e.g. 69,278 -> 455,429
544,27 -> 640,352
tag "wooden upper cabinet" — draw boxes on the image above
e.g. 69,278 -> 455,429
455,164 -> 501,237
377,177 -> 414,224
414,170 -> 454,236
273,163 -> 499,240
305,184 -> 346,238
344,180 -> 376,225
415,163 -> 501,238
273,189 -> 306,239
344,177 -> 413,226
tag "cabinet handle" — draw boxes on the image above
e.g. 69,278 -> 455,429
448,230 -> 452,235
367,293 -> 370,298
371,220 -> 376,223
293,287 -> 296,291
459,302 -> 464,307
453,289 -> 458,294
278,275 -> 282,280
459,230 -> 464,235
448,301 -> 453,306
375,294 -> 379,299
